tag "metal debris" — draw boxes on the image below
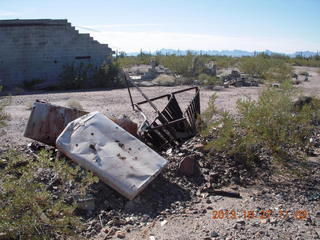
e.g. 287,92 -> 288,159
56,112 -> 168,200
125,75 -> 200,150
24,101 -> 139,145
24,100 -> 88,146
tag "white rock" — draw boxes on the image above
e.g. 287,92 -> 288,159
160,220 -> 168,227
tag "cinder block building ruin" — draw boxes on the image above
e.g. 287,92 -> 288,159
0,19 -> 113,89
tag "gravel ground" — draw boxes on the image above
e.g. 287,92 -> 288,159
1,66 -> 320,240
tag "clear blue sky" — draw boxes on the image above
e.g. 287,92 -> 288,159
1,0 -> 319,53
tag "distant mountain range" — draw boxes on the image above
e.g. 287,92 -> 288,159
126,49 -> 319,58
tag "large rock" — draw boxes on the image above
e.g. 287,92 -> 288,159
179,154 -> 197,176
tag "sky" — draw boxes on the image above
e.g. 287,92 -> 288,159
1,0 -> 319,53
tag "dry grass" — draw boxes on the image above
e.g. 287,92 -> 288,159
0,97 -> 11,128
66,98 -> 84,110
152,74 -> 176,86
25,101 -> 33,110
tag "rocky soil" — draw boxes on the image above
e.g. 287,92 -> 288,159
0,66 -> 320,239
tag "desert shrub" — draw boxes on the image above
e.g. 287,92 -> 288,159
239,56 -> 269,78
0,150 -> 99,239
290,55 -> 320,67
91,61 -> 125,88
214,56 -> 238,69
22,79 -> 45,90
152,74 -> 176,86
299,71 -> 309,76
197,94 -> 219,132
265,61 -> 292,83
239,56 -> 292,83
59,63 -> 90,90
66,98 -> 84,111
117,52 -> 152,67
158,53 -> 194,77
203,81 -> 320,164
59,61 -> 124,90
198,73 -> 221,89
175,77 -> 194,85
0,88 -> 10,128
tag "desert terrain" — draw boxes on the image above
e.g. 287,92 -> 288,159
1,66 -> 320,240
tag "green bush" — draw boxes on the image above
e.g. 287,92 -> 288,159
22,79 -> 45,90
66,98 -> 84,111
158,53 -> 194,77
299,71 -> 309,76
203,81 -> 320,164
0,150 -> 99,239
59,63 -> 90,90
0,88 -> 10,128
91,61 -> 125,88
59,61 -> 125,90
198,73 -> 221,89
239,56 -> 292,83
152,74 -> 176,86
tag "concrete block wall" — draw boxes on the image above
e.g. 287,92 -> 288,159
0,19 -> 114,88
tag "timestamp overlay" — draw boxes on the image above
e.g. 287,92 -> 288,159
211,209 -> 309,220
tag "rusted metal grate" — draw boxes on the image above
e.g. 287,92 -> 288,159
126,82 -> 200,150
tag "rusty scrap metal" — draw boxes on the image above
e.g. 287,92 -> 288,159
24,100 -> 139,146
24,100 -> 88,146
138,87 -> 200,150
56,112 -> 168,200
125,74 -> 200,150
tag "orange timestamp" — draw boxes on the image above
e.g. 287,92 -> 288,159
211,209 -> 308,220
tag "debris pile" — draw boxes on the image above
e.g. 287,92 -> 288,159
56,111 -> 168,200
24,83 -> 201,200
220,70 -> 259,88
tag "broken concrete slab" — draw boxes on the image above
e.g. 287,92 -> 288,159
56,112 -> 168,200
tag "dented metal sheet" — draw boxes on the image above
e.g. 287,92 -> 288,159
24,101 -> 88,146
56,112 -> 168,200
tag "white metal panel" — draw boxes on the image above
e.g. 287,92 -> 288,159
56,112 -> 168,200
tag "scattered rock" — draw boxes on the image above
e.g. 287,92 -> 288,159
210,231 -> 219,237
160,220 -> 168,227
116,230 -> 126,239
178,154 -> 197,176
75,194 -> 95,213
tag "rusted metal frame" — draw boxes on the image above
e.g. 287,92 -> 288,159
157,97 -> 184,136
189,102 -> 197,131
136,93 -> 171,106
24,101 -> 88,146
129,79 -> 160,114
155,113 -> 179,143
167,96 -> 185,131
195,91 -> 200,114
147,117 -> 187,131
136,86 -> 199,106
124,74 -> 135,111
161,97 -> 181,123
147,121 -> 178,149
184,89 -> 200,133
185,106 -> 194,131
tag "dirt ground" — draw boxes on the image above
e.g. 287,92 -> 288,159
1,66 -> 320,239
